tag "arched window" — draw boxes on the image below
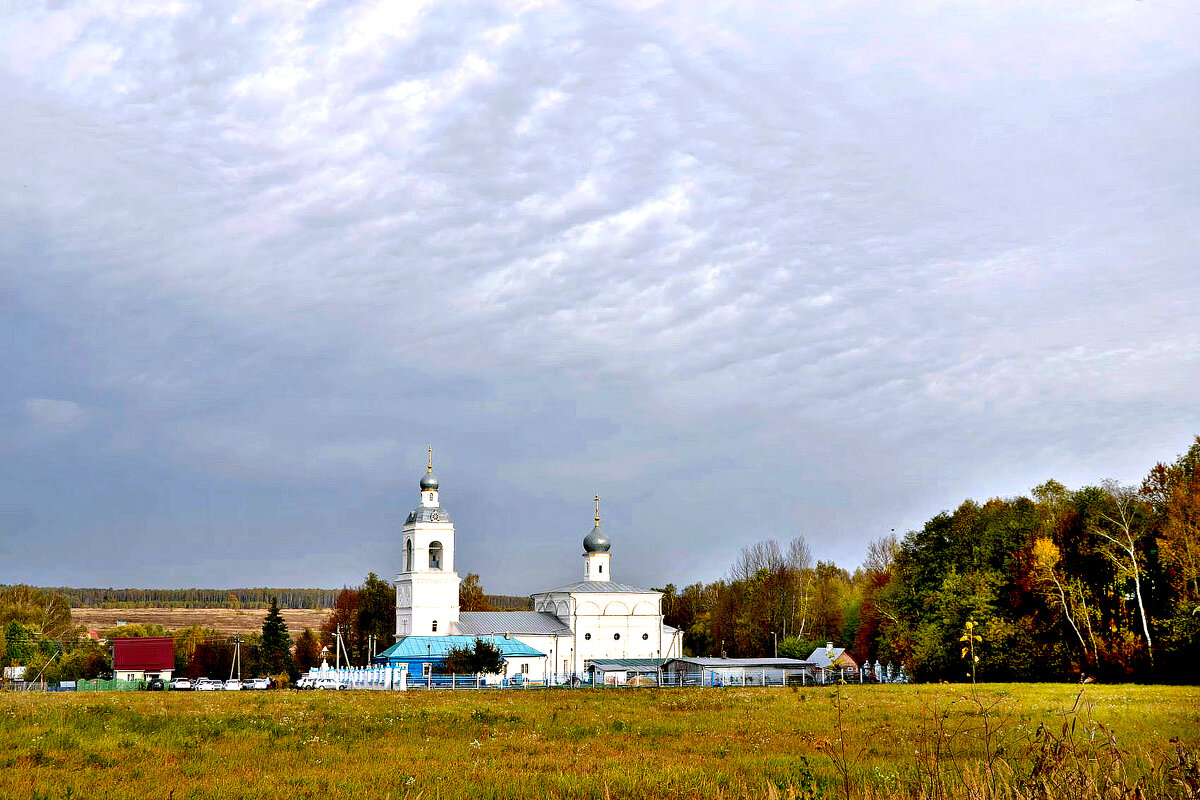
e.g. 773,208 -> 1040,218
429,541 -> 443,570
432,620 -> 438,632
598,565 -> 603,574
405,539 -> 413,572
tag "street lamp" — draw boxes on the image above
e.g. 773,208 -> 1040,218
772,631 -> 777,659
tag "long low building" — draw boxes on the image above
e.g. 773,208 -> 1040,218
663,657 -> 814,687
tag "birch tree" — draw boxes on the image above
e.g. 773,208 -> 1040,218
1094,480 -> 1154,667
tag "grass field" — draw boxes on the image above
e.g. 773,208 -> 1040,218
71,607 -> 331,634
2,684 -> 1197,799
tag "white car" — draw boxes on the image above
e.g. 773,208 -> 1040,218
169,677 -> 193,691
224,679 -> 242,691
295,675 -> 314,690
243,677 -> 270,690
194,678 -> 221,691
313,677 -> 346,690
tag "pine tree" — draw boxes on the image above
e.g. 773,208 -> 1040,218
260,598 -> 294,680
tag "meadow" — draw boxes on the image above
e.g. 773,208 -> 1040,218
2,683 -> 1197,800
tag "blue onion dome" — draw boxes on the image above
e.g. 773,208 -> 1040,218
584,523 -> 611,553
584,494 -> 610,552
420,470 -> 439,491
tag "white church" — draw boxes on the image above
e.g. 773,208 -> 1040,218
387,452 -> 682,682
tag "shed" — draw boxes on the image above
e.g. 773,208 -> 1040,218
112,637 -> 174,682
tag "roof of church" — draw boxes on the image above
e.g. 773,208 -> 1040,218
534,580 -> 660,595
456,611 -> 572,636
375,635 -> 544,660
405,505 -> 452,524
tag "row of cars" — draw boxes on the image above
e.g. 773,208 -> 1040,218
155,677 -> 274,691
295,675 -> 346,690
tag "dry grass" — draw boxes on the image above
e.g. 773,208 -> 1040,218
1,684 -> 1197,800
72,607 -> 330,634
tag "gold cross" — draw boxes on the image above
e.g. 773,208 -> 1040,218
594,494 -> 601,523
427,445 -> 434,472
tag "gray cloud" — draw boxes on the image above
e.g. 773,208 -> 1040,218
1,0 -> 1197,592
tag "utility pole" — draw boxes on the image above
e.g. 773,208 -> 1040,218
335,625 -> 343,670
229,636 -> 243,681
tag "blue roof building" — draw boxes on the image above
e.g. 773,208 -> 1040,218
374,635 -> 546,681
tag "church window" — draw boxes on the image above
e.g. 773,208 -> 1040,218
613,633 -> 620,640
405,539 -> 413,572
584,633 -> 591,641
428,492 -> 434,503
429,541 -> 443,570
642,633 -> 649,640
598,565 -> 603,574
432,620 -> 438,632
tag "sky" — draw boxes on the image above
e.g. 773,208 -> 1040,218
2,0 -> 1198,596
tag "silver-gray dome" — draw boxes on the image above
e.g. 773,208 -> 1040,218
420,471 -> 439,491
583,524 -> 610,553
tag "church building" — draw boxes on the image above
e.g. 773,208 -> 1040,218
388,452 -> 682,682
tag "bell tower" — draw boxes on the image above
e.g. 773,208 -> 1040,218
394,447 -> 461,637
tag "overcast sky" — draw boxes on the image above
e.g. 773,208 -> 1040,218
2,0 -> 1197,595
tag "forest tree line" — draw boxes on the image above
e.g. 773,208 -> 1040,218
659,436 -> 1200,683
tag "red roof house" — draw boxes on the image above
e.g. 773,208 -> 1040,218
112,637 -> 175,680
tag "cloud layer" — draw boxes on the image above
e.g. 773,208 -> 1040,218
2,0 -> 1198,592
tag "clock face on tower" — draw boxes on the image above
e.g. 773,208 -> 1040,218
430,511 -> 440,521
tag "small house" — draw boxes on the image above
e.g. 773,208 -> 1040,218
805,642 -> 858,671
112,637 -> 175,682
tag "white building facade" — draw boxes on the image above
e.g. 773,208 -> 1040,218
392,460 -> 681,682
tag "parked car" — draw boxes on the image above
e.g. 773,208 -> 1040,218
147,677 -> 166,691
194,678 -> 221,691
224,679 -> 242,690
169,677 -> 193,691
313,677 -> 346,690
295,675 -> 315,690
242,677 -> 270,690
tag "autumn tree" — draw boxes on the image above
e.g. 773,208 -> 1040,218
459,573 -> 493,612
293,628 -> 323,672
